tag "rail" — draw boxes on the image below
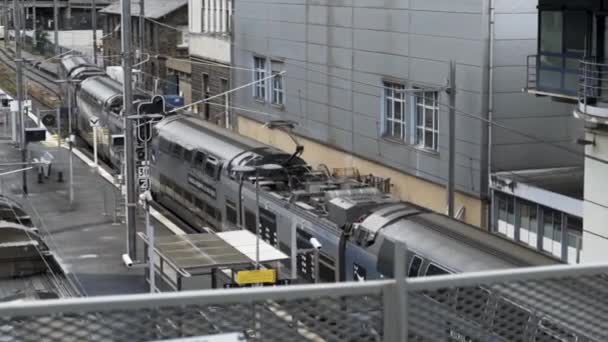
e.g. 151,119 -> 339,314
526,54 -> 538,92
0,248 -> 607,341
577,58 -> 608,119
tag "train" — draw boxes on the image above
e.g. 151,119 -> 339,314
59,57 -> 604,341
58,56 -> 168,168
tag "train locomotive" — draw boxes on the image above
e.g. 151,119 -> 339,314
150,115 -> 605,342
59,56 -> 165,168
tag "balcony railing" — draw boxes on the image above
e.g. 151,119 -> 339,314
577,58 -> 608,121
525,54 -> 579,101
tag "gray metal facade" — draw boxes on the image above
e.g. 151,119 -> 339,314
232,0 -> 582,197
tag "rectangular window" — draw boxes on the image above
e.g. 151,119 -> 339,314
566,216 -> 583,263
220,78 -> 229,126
194,151 -> 206,167
518,200 -> 538,249
259,207 -> 278,246
495,193 -> 515,239
226,200 -> 237,224
408,256 -> 422,278
542,208 -> 563,258
271,60 -> 284,106
382,82 -> 406,141
253,56 -> 267,100
414,90 -> 439,151
204,157 -> 217,178
201,73 -> 210,120
183,149 -> 193,163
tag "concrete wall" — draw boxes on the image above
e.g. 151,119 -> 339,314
491,0 -> 583,171
582,130 -> 608,263
231,0 -> 581,227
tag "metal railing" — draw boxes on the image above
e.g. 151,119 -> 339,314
526,54 -> 538,91
1,256 -> 608,341
578,58 -> 608,118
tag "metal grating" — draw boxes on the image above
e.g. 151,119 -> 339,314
0,256 -> 608,341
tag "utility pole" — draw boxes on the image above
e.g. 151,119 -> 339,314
32,0 -> 36,47
53,0 -> 58,54
121,0 -> 137,262
139,0 -> 144,56
447,60 -> 456,218
14,0 -> 26,195
91,0 -> 97,64
139,0 -> 144,89
3,0 -> 7,49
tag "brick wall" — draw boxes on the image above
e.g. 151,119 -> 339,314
101,7 -> 188,93
190,56 -> 230,127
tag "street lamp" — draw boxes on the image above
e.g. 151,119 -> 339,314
232,163 -> 283,269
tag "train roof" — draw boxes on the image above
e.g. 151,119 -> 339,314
80,75 -> 147,106
155,115 -> 280,161
378,211 -> 560,274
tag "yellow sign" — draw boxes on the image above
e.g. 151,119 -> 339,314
236,269 -> 277,285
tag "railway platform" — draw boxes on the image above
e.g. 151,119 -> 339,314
0,114 -> 175,296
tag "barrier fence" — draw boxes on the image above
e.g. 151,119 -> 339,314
0,257 -> 607,342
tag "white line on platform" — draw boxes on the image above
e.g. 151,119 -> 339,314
27,110 -> 186,236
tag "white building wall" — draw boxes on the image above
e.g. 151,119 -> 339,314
582,131 -> 608,263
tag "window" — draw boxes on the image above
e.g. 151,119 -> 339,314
226,200 -> 237,225
382,82 -> 407,141
518,200 -> 538,249
201,73 -> 210,120
220,78 -> 229,127
542,208 -> 563,258
566,216 -> 582,264
414,90 -> 439,151
425,264 -> 449,276
271,60 -> 284,106
408,256 -> 422,278
538,10 -> 590,94
204,157 -> 217,178
183,149 -> 193,163
172,143 -> 183,158
495,193 -> 515,239
201,0 -> 232,33
194,151 -> 206,167
259,208 -> 277,246
253,56 -> 267,100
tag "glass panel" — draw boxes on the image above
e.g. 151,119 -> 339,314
538,69 -> 563,89
540,11 -> 563,54
416,107 -> 423,126
564,11 -> 587,55
539,55 -> 563,70
416,127 -> 424,145
408,256 -> 422,278
393,122 -> 402,139
394,101 -> 402,120
426,264 -> 449,276
424,130 -> 433,149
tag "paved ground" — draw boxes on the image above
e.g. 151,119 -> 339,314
0,117 -> 176,296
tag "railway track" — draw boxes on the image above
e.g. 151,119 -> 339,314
0,46 -> 62,107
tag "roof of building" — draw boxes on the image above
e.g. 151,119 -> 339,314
493,167 -> 584,199
100,0 -> 187,19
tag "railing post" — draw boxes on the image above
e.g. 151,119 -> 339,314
383,241 -> 408,341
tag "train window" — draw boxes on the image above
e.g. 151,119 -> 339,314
172,143 -> 183,157
226,200 -> 238,224
159,138 -> 171,153
183,149 -> 193,163
492,298 -> 531,340
195,198 -> 204,214
408,256 -> 423,278
194,151 -> 206,167
245,210 -> 256,233
205,204 -> 217,219
425,264 -> 450,276
205,157 -> 218,178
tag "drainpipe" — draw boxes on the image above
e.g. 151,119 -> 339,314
485,0 -> 496,229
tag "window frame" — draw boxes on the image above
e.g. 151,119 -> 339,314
381,81 -> 407,142
270,60 -> 285,106
413,90 -> 439,151
253,56 -> 267,101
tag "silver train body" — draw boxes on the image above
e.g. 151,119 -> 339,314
59,56 -> 149,168
150,115 -> 603,342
